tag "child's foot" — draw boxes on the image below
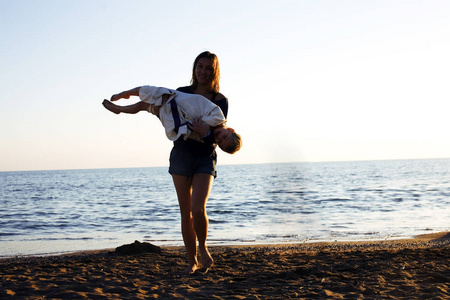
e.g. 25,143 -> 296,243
102,99 -> 121,114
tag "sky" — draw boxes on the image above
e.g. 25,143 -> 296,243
1,0 -> 450,172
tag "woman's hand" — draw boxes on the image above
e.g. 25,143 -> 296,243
189,118 -> 210,137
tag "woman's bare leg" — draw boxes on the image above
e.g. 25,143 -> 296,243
191,173 -> 214,269
172,174 -> 198,274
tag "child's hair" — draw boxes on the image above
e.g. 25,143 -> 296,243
221,131 -> 242,154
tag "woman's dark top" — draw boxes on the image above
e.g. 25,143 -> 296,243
173,86 -> 229,157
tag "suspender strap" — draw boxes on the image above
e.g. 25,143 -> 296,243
170,100 -> 181,134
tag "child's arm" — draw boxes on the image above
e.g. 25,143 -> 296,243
111,87 -> 141,101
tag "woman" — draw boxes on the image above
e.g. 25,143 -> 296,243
172,51 -> 228,274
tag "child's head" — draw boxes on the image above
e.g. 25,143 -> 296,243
214,127 -> 242,154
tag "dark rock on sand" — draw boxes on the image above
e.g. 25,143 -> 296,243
115,240 -> 163,255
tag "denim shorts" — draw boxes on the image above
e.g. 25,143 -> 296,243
168,147 -> 217,178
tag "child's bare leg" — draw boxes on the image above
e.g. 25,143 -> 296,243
102,100 -> 149,114
102,100 -> 121,114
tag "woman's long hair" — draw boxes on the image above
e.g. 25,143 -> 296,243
191,51 -> 221,93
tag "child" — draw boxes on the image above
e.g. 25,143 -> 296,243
103,85 -> 242,154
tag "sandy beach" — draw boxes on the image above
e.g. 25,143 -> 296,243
1,232 -> 448,299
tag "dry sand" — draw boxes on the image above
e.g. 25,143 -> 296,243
0,232 -> 448,299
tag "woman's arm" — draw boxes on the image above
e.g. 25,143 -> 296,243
189,118 -> 210,138
111,87 -> 141,101
214,95 -> 228,119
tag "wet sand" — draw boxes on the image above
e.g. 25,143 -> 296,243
1,232 -> 448,299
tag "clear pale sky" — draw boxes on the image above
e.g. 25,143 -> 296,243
1,0 -> 449,172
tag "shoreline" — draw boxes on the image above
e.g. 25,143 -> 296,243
2,231 -> 447,260
1,232 -> 448,298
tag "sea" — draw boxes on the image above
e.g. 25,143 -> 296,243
1,159 -> 449,258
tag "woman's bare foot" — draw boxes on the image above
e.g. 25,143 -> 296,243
102,100 -> 121,114
182,263 -> 198,275
199,246 -> 214,269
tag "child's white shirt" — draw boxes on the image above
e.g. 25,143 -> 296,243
139,85 -> 225,142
